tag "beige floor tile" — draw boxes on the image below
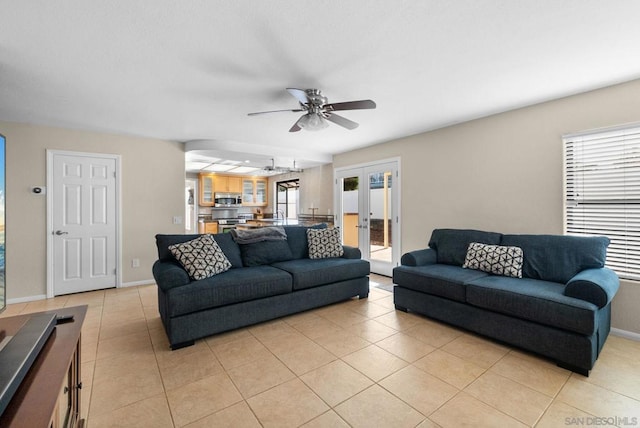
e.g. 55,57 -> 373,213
464,371 -> 552,425
98,316 -> 148,341
372,295 -> 396,309
81,339 -> 98,363
490,351 -> 570,397
258,328 -> 315,353
204,327 -> 252,347
319,308 -> 370,328
376,332 -> 436,362
413,349 -> 485,389
248,318 -> 298,341
586,349 -> 640,401
300,360 -> 374,407
374,310 -> 427,331
227,353 -> 296,398
209,335 -> 272,370
166,372 -> 243,427
335,385 -> 426,428
403,320 -> 463,348
430,392 -> 527,428
601,335 -> 640,363
366,288 -> 393,302
349,319 -> 398,342
290,315 -> 346,340
95,329 -> 154,360
416,418 -> 443,428
556,376 -> 640,417
87,394 -> 173,428
157,347 -> 225,391
301,410 -> 350,427
536,401 -> 595,428
184,401 -> 261,428
247,378 -> 329,428
441,333 -> 510,369
348,299 -> 395,318
380,365 -> 458,416
273,338 -> 337,375
342,344 -> 408,381
89,353 -> 164,417
313,328 -> 371,357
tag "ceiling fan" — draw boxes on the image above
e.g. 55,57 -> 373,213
248,88 -> 376,132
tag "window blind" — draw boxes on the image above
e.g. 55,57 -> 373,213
564,124 -> 640,281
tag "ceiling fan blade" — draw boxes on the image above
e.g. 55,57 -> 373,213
286,88 -> 310,105
248,108 -> 304,116
325,113 -> 359,130
325,100 -> 376,111
289,116 -> 304,132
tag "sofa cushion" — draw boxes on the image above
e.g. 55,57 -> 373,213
466,275 -> 598,335
429,229 -> 502,266
500,234 -> 609,283
168,235 -> 232,280
462,242 -> 523,278
284,224 -> 327,259
231,226 -> 287,244
307,227 -> 344,259
165,265 -> 293,317
272,258 -> 370,291
393,264 -> 489,302
156,233 -> 243,268
239,239 -> 294,267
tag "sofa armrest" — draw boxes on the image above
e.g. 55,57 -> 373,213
152,260 -> 190,292
400,248 -> 437,266
342,245 -> 362,259
564,267 -> 619,308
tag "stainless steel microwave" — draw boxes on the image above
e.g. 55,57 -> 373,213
214,193 -> 242,207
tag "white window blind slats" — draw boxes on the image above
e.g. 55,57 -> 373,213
564,124 -> 640,281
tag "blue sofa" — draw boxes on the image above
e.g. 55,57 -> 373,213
153,226 -> 370,349
393,229 -> 619,375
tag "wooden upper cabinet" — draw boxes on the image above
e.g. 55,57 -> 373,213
213,175 -> 242,193
199,174 -> 214,206
242,178 -> 268,206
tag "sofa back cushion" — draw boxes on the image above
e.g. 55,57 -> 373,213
156,233 -> 243,268
283,224 -> 327,259
429,229 -> 502,266
239,240 -> 294,267
500,234 -> 609,283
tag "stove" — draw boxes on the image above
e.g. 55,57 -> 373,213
216,218 -> 247,233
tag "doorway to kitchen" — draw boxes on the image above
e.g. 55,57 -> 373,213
276,179 -> 299,221
47,150 -> 121,297
334,159 -> 400,276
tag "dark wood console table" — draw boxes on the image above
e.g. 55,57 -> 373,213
0,305 -> 87,428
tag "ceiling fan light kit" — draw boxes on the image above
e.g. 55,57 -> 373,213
248,88 -> 376,132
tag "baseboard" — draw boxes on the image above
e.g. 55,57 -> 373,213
7,294 -> 47,305
120,279 -> 155,288
611,327 -> 640,342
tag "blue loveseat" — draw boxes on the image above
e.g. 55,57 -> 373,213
153,226 -> 370,349
393,229 -> 619,375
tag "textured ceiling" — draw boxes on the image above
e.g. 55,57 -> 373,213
2,1 -> 640,171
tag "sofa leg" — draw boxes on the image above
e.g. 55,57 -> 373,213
359,292 -> 369,299
557,361 -> 589,377
395,305 -> 408,312
171,340 -> 195,350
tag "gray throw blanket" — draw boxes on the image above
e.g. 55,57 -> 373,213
230,226 -> 287,244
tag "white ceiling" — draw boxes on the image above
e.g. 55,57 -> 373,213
2,1 -> 640,173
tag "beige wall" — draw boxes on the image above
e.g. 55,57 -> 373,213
333,78 -> 640,334
1,121 -> 185,301
267,163 -> 334,217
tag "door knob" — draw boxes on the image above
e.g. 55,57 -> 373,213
54,230 -> 68,235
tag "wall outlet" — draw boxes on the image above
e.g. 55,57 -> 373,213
173,216 -> 183,225
132,258 -> 140,268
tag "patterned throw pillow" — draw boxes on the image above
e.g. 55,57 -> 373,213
168,235 -> 231,280
307,227 -> 344,259
462,242 -> 523,278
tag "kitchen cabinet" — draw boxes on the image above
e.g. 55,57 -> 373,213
204,222 -> 218,234
242,178 -> 267,207
213,175 -> 242,193
199,174 -> 215,206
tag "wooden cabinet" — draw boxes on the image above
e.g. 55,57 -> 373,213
204,222 -> 218,234
0,306 -> 86,428
212,175 -> 242,193
242,178 -> 267,207
199,174 -> 215,206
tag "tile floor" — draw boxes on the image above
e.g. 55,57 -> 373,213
3,274 -> 640,427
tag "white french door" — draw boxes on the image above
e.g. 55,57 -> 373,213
335,159 -> 400,276
47,151 -> 120,296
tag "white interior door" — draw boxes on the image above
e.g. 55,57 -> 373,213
335,159 -> 400,276
48,151 -> 119,296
